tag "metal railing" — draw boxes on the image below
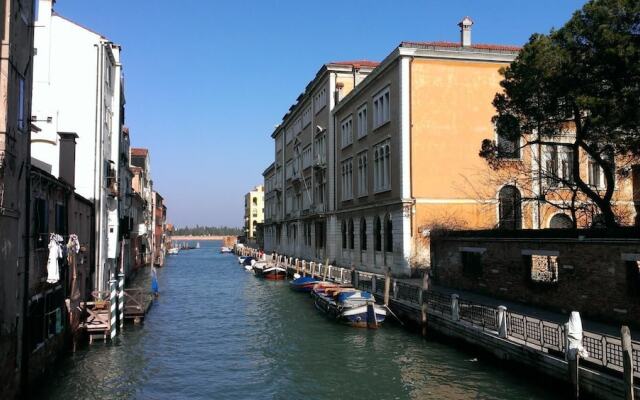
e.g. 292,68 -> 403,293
581,331 -> 640,378
395,281 -> 421,304
458,298 -> 499,331
425,291 -> 451,316
505,311 -> 565,352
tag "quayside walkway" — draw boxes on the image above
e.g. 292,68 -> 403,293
237,246 -> 640,400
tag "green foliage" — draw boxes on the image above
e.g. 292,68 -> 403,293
173,225 -> 242,236
482,0 -> 640,227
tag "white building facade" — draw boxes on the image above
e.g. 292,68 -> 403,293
31,0 -> 124,291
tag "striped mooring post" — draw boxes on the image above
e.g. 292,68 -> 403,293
109,278 -> 117,340
118,272 -> 125,330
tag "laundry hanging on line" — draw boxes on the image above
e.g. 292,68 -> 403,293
46,233 -> 63,284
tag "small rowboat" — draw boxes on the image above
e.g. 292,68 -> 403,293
289,276 -> 323,292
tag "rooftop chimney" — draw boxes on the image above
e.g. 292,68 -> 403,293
58,132 -> 78,187
458,16 -> 473,47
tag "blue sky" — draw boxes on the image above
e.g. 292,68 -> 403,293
55,0 -> 587,228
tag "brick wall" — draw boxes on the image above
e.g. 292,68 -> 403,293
431,229 -> 640,327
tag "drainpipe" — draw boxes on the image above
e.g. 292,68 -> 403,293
20,1 -> 35,394
94,42 -> 105,291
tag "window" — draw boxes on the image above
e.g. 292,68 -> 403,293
359,218 -> 367,251
302,145 -> 312,169
497,133 -> 520,159
315,221 -> 324,249
314,133 -> 326,165
461,251 -> 483,278
34,198 -> 48,248
527,254 -> 559,284
626,260 -> 640,296
304,222 -> 312,246
373,87 -> 390,128
348,219 -> 354,250
498,185 -> 522,230
374,216 -> 382,251
286,127 -> 293,144
341,116 -> 353,148
294,117 -> 302,135
549,213 -> 573,229
28,296 -> 44,351
357,104 -> 368,139
285,160 -> 293,179
55,203 -> 67,236
314,88 -> 327,114
373,140 -> 390,192
341,158 -> 353,201
341,221 -> 347,249
302,106 -> 312,128
315,170 -> 326,206
17,76 -> 26,132
588,158 -> 601,188
357,151 -> 368,196
543,145 -> 574,187
285,189 -> 293,214
384,214 -> 393,252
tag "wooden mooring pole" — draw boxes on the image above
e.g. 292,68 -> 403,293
383,269 -> 391,306
420,271 -> 429,336
621,326 -> 635,400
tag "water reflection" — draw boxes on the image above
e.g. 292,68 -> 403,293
37,241 -> 561,400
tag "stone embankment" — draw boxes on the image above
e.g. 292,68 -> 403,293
236,246 -> 640,400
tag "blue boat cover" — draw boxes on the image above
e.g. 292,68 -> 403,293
242,257 -> 255,266
291,276 -> 319,285
337,290 -> 372,303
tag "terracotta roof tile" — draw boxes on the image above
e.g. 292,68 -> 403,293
400,41 -> 521,53
328,60 -> 380,69
131,148 -> 148,156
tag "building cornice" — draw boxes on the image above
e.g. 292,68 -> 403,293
333,44 -> 518,114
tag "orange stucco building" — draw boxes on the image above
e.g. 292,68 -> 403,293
264,18 -> 638,277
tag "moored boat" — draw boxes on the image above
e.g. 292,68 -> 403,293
167,247 -> 179,255
289,276 -> 323,292
311,285 -> 386,328
253,262 -> 287,280
220,246 -> 232,253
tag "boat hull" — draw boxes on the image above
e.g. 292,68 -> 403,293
263,273 -> 286,281
254,264 -> 287,280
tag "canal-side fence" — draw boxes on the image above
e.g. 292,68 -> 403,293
234,246 -> 640,389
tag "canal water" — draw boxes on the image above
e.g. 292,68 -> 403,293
37,241 -> 561,400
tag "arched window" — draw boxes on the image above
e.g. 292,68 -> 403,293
341,220 -> 347,249
498,185 -> 522,230
384,213 -> 393,252
374,216 -> 382,251
360,218 -> 367,251
348,219 -> 354,250
549,213 -> 573,229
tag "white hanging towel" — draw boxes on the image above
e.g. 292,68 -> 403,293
46,234 -> 62,283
